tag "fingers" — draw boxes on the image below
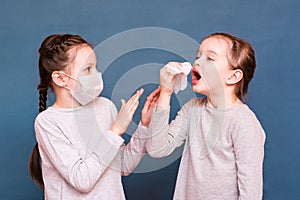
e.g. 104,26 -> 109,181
160,67 -> 169,77
142,96 -> 151,112
149,87 -> 161,99
124,89 -> 143,110
129,88 -> 144,104
167,61 -> 182,66
122,87 -> 160,117
142,87 -> 160,115
150,94 -> 159,106
123,89 -> 144,117
148,89 -> 160,106
129,99 -> 139,116
120,99 -> 126,106
144,87 -> 160,106
160,64 -> 176,93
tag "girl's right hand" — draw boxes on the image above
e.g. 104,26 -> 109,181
160,63 -> 177,96
111,89 -> 144,136
141,87 -> 161,127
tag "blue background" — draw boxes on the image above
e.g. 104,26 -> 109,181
1,0 -> 299,199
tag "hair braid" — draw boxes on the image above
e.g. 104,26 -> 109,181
38,89 -> 48,113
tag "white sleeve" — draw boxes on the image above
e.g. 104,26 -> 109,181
120,123 -> 148,175
109,101 -> 148,175
146,100 -> 192,158
231,113 -> 266,200
35,115 -> 124,193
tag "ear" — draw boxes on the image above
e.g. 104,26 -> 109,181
51,71 -> 68,87
226,69 -> 243,85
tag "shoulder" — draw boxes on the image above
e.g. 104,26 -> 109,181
94,96 -> 114,106
235,104 -> 262,126
93,97 -> 116,110
34,110 -> 62,136
93,97 -> 118,117
35,109 -> 57,125
231,104 -> 266,139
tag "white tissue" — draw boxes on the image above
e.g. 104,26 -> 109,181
166,62 -> 192,94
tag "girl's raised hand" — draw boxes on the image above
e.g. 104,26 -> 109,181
160,63 -> 177,95
141,87 -> 161,127
111,89 -> 144,135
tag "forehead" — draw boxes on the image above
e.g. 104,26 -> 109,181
67,45 -> 97,74
197,36 -> 231,56
74,45 -> 96,64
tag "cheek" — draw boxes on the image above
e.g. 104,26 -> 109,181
201,63 -> 227,95
201,62 -> 220,83
67,80 -> 78,91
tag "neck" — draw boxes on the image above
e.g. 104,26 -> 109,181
52,88 -> 81,108
206,93 -> 242,110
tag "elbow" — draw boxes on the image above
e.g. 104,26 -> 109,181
75,185 -> 94,194
146,141 -> 172,158
147,147 -> 168,158
69,172 -> 99,193
71,180 -> 96,193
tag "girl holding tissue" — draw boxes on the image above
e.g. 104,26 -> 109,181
146,33 -> 265,199
29,34 -> 155,199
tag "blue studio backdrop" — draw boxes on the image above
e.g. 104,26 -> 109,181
0,0 -> 299,199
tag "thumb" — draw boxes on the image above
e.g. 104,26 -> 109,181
120,99 -> 126,107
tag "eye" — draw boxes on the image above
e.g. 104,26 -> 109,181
85,66 -> 92,72
207,56 -> 215,61
194,57 -> 199,63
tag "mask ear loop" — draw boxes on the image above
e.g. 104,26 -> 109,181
58,71 -> 83,90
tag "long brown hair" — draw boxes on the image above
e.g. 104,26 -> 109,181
205,33 -> 256,100
28,34 -> 91,189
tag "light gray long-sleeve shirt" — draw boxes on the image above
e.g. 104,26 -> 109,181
147,98 -> 266,200
35,97 -> 147,200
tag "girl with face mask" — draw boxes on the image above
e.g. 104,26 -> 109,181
28,34 -> 157,199
146,33 -> 266,199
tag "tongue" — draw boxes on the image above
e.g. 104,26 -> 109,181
192,77 -> 199,84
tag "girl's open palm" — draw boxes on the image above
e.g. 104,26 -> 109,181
141,87 -> 161,127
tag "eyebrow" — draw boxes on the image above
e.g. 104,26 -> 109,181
207,50 -> 218,56
84,62 -> 96,66
197,49 -> 219,57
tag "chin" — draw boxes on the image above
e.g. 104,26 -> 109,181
192,84 -> 205,94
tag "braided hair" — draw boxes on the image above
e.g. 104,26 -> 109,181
28,34 -> 91,189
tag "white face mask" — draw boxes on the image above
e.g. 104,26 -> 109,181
64,72 -> 104,106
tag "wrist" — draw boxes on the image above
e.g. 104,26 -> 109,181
140,121 -> 149,128
110,123 -> 124,136
160,85 -> 173,96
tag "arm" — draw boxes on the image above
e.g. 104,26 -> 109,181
120,123 -> 148,175
146,64 -> 191,158
146,100 -> 190,158
108,89 -> 153,175
146,68 -> 192,158
232,114 -> 266,199
146,65 -> 191,158
35,115 -> 124,193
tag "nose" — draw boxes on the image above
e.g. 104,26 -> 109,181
193,59 -> 200,67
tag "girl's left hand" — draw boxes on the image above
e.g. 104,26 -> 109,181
111,88 -> 144,135
141,87 -> 161,127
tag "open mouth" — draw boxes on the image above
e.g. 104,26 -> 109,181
192,68 -> 201,84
